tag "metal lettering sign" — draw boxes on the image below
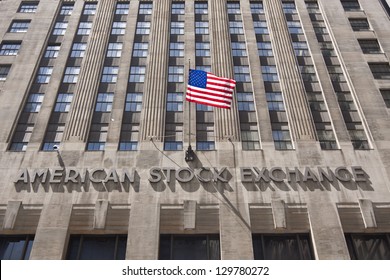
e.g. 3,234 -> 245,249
13,166 -> 372,193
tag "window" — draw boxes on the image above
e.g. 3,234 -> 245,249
327,65 -> 346,82
52,22 -> 68,35
349,18 -> 370,31
341,0 -> 361,11
237,92 -> 255,111
272,129 -> 293,150
159,235 -> 220,260
258,42 -> 273,57
287,21 -> 303,34
195,3 -> 208,14
63,67 -> 80,83
300,65 -> 318,82
36,67 -> 53,83
196,42 -> 210,57
227,2 -> 240,14
70,43 -> 87,58
119,124 -> 139,151
167,93 -> 183,111
87,124 -> 108,151
42,124 -> 64,151
282,2 -> 297,14
229,21 -> 244,34
170,42 -> 184,57
306,2 -> 320,13
10,124 -> 34,151
254,21 -> 269,34
168,66 -> 184,82
95,93 -> 114,112
0,42 -> 21,56
9,21 -> 30,33
66,235 -> 126,260
369,63 -> 390,79
292,42 -> 310,56
136,22 -> 150,34
18,2 -> 38,13
345,234 -> 390,260
83,3 -> 97,15
77,22 -> 92,35
0,65 -> 11,81
101,67 -> 118,83
44,44 -> 60,58
196,66 -> 211,72
115,2 -> 129,15
266,92 -> 285,111
129,66 -> 146,83
250,3 -> 264,14
196,123 -> 215,150
164,124 -> 183,151
54,93 -> 73,112
195,22 -> 209,34
139,3 -> 153,15
380,89 -> 390,108
0,235 -> 34,260
132,43 -> 148,57
253,234 -> 314,260
358,39 -> 382,54
107,43 -> 122,58
125,93 -> 143,111
234,66 -> 250,82
60,4 -> 74,15
232,42 -> 247,57
320,42 -> 336,56
24,93 -> 44,112
112,22 -> 126,35
262,66 -> 279,82
171,22 -> 184,35
241,124 -> 260,150
172,3 -> 185,14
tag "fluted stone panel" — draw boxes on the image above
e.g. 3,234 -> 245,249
264,0 -> 316,141
64,0 -> 117,142
140,0 -> 171,141
210,0 -> 240,142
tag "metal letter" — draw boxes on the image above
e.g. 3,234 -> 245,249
196,167 -> 212,183
269,167 -> 285,182
65,168 -> 79,183
303,167 -> 318,182
50,168 -> 64,184
14,169 -> 29,184
335,167 -> 352,182
286,167 -> 300,182
240,168 -> 253,183
214,167 -> 228,183
254,167 -> 270,183
149,167 -> 162,183
351,166 -> 368,182
317,167 -> 334,182
176,168 -> 194,183
89,168 -> 105,183
104,169 -> 119,183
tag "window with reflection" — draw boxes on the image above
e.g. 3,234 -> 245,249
159,235 -> 220,260
252,234 -> 314,260
66,235 -> 127,260
0,235 -> 34,260
345,233 -> 390,260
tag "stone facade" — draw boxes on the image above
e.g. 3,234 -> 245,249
0,0 -> 390,260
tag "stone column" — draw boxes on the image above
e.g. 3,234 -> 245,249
307,197 -> 350,259
139,0 -> 171,142
264,0 -> 317,142
210,0 -> 240,142
126,200 -> 160,259
29,202 -> 72,259
63,0 -> 117,147
219,202 -> 253,259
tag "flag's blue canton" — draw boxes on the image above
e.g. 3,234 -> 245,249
188,70 -> 207,88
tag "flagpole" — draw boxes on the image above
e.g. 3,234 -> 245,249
185,59 -> 194,162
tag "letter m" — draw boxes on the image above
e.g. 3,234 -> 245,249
31,169 -> 48,184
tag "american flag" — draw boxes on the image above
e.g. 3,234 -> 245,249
186,69 -> 236,109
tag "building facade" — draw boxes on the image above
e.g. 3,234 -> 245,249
0,0 -> 390,260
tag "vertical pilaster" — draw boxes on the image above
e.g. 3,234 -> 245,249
63,0 -> 117,145
219,203 -> 253,259
29,202 -> 72,260
140,0 -> 171,142
105,0 -> 140,149
308,198 -> 350,260
210,0 -> 240,142
264,0 -> 317,141
126,200 -> 160,259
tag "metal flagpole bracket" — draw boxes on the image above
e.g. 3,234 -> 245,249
185,145 -> 195,162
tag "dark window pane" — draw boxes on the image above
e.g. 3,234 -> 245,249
346,234 -> 390,260
0,236 -> 33,260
